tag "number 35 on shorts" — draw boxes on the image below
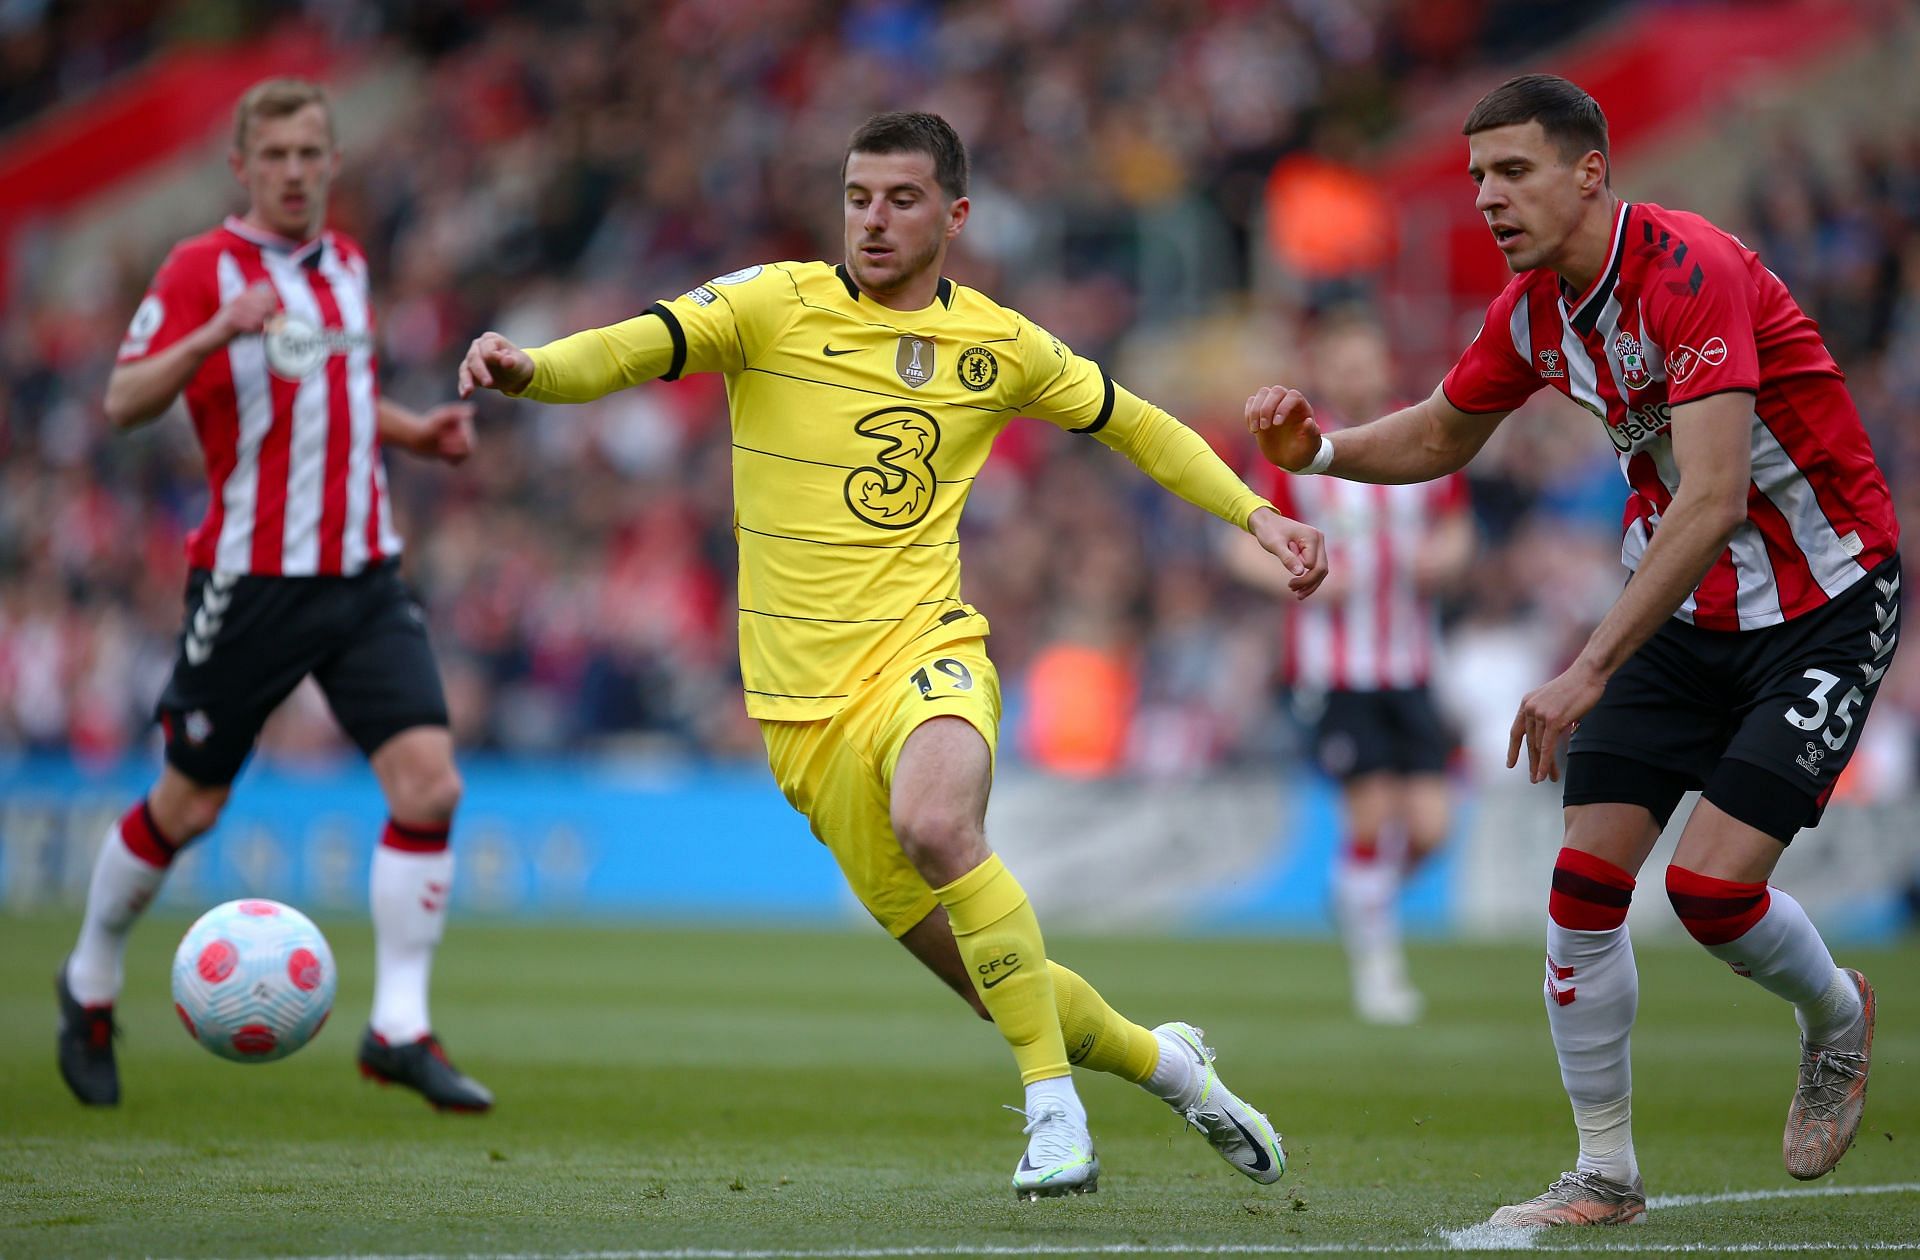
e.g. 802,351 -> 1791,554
1784,668 -> 1867,752
910,657 -> 974,701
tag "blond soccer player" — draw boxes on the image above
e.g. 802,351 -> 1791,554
461,112 -> 1323,1198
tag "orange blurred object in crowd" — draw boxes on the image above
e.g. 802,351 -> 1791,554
1264,153 -> 1395,280
1020,642 -> 1138,778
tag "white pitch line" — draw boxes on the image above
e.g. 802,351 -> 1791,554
1648,1182 -> 1920,1210
181,1247 -> 1920,1260
174,1182 -> 1920,1260
178,1242 -> 1920,1260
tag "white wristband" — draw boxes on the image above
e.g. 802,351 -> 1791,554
1301,434 -> 1335,475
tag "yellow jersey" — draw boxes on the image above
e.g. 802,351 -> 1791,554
518,260 -> 1271,720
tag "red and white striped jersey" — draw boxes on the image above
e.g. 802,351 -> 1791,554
117,217 -> 400,577
1269,460 -> 1468,692
1442,201 -> 1897,632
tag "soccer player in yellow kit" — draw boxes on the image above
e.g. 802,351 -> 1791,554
460,113 -> 1324,1199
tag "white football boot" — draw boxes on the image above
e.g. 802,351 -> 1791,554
1154,1022 -> 1285,1184
1007,1099 -> 1099,1200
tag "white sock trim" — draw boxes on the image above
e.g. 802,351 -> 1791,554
1145,1028 -> 1197,1105
1025,1074 -> 1086,1120
1797,967 -> 1864,1044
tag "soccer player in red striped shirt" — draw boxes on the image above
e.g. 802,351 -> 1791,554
1232,313 -> 1473,1026
56,79 -> 492,1112
1249,75 -> 1893,1226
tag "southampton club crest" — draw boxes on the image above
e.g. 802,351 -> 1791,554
1613,329 -> 1653,392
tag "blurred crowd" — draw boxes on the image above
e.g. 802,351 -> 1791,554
4,0 -> 1919,794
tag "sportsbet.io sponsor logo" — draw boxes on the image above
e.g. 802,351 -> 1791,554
263,314 -> 370,381
1606,401 -> 1672,453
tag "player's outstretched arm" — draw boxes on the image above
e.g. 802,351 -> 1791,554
104,281 -> 278,429
1246,384 -> 1505,484
456,332 -> 535,399
460,311 -> 688,404
1077,386 -> 1329,598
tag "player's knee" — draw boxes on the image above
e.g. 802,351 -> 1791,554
1666,864 -> 1771,947
152,781 -> 231,844
392,762 -> 463,824
892,804 -> 985,882
177,792 -> 226,840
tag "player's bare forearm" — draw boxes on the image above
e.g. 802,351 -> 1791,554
1248,385 -> 1504,484
1576,493 -> 1743,677
1326,391 -> 1502,483
377,396 -> 422,442
103,327 -> 222,428
1510,490 -> 1735,784
1575,394 -> 1755,677
378,396 -> 476,464
107,281 -> 274,429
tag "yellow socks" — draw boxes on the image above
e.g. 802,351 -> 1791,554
1049,961 -> 1161,1084
934,855 -> 1068,1085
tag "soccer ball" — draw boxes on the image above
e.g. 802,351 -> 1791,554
171,899 -> 336,1063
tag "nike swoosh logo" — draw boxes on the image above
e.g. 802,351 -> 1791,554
981,966 -> 1022,990
822,344 -> 862,356
1227,1112 -> 1272,1173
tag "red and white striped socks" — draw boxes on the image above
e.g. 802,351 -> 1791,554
1543,847 -> 1640,1185
369,818 -> 454,1045
66,802 -> 178,1006
1666,867 -> 1861,1042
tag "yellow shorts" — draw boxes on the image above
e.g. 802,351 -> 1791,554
761,637 -> 1001,938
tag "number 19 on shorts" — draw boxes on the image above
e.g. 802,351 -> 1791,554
911,658 -> 974,701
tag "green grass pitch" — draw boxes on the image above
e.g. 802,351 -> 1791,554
2,913 -> 1916,1257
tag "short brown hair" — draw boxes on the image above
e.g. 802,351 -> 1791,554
1463,74 -> 1609,179
233,78 -> 333,154
843,112 -> 969,201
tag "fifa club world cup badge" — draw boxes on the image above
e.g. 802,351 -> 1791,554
896,335 -> 935,389
1614,330 -> 1653,391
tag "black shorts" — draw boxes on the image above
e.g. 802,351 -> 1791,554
155,560 -> 450,786
1566,555 -> 1902,839
1300,686 -> 1454,781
